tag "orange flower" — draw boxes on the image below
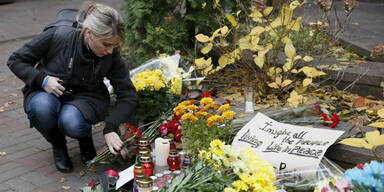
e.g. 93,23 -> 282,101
207,115 -> 222,127
196,111 -> 208,117
181,113 -> 198,122
179,100 -> 196,106
205,103 -> 219,110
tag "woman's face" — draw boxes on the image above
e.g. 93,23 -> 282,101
85,29 -> 120,57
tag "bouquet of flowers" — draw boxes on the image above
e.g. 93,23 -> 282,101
319,160 -> 384,192
174,97 -> 236,154
133,69 -> 181,122
162,139 -> 276,192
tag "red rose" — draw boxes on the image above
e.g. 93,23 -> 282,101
167,120 -> 179,134
158,124 -> 168,136
321,113 -> 330,126
135,129 -> 142,138
173,113 -> 181,121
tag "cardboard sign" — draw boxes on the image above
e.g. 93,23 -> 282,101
232,113 -> 344,171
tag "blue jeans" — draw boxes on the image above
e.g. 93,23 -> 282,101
27,92 -> 92,139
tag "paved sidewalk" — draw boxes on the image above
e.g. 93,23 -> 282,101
0,1 -> 127,192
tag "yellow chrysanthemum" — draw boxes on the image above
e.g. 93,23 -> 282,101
232,180 -> 249,192
195,111 -> 208,117
200,97 -> 214,105
133,69 -> 168,91
205,103 -> 219,110
186,105 -> 200,111
218,104 -> 230,112
207,115 -> 223,127
181,113 -> 198,122
168,77 -> 182,95
179,100 -> 195,106
222,110 -> 235,120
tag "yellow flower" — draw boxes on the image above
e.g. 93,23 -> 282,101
195,111 -> 208,117
179,100 -> 195,106
181,113 -> 198,122
200,97 -> 214,105
210,139 -> 224,149
218,104 -> 230,112
186,105 -> 200,111
173,105 -> 186,116
205,103 -> 219,110
222,110 -> 235,120
207,115 -> 222,127
232,180 -> 249,191
198,150 -> 212,161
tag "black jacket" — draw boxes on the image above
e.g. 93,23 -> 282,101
7,26 -> 138,134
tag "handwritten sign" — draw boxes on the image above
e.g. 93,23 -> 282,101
232,113 -> 344,171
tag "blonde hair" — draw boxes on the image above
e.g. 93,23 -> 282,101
76,1 -> 125,40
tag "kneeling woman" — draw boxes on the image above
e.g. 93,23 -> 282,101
6,2 -> 138,173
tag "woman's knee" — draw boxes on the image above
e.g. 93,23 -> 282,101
58,104 -> 92,138
27,92 -> 60,132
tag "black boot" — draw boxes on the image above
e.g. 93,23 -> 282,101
41,132 -> 73,173
78,136 -> 96,165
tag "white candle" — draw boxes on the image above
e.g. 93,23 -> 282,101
154,137 -> 170,167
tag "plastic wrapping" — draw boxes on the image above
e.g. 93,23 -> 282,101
129,54 -> 181,81
276,157 -> 345,192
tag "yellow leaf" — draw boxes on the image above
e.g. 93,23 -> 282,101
220,26 -> 229,36
0,152 -> 6,156
339,138 -> 370,149
281,79 -> 292,87
218,54 -> 235,67
283,61 -> 293,72
225,14 -> 237,27
201,43 -> 213,54
236,10 -> 241,16
62,186 -> 71,190
303,56 -> 314,62
194,57 -> 212,69
282,37 -> 292,45
249,8 -> 263,18
239,36 -> 252,50
287,90 -> 303,108
285,43 -> 296,59
195,34 -> 210,43
377,108 -> 384,118
202,2 -> 206,8
254,55 -> 265,69
368,122 -> 384,129
291,69 -> 298,73
250,26 -> 265,36
287,17 -> 301,31
79,170 -> 86,177
202,65 -> 213,76
303,78 -> 312,87
263,7 -> 273,16
281,4 -> 293,25
270,17 -> 282,28
366,130 -> 384,146
293,55 -> 302,61
268,82 -> 279,89
215,0 -> 220,4
289,0 -> 301,10
212,28 -> 221,38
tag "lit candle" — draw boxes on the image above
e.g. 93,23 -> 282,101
154,137 -> 170,167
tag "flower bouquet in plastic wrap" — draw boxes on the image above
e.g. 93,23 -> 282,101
276,157 -> 346,192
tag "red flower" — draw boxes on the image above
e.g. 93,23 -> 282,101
105,169 -> 119,178
135,129 -> 142,138
174,129 -> 183,142
321,113 -> 339,128
173,113 -> 181,121
226,99 -> 231,105
197,92 -> 212,100
167,120 -> 180,134
158,124 -> 168,136
125,123 -> 136,133
356,164 -> 364,170
329,113 -> 339,128
88,179 -> 95,187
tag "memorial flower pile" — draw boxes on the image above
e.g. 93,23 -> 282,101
163,139 -> 276,192
318,160 -> 384,192
133,69 -> 181,121
174,97 -> 236,154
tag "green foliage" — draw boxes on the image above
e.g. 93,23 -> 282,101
123,0 -> 226,65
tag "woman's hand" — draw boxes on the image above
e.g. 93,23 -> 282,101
104,132 -> 124,155
43,76 -> 65,97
